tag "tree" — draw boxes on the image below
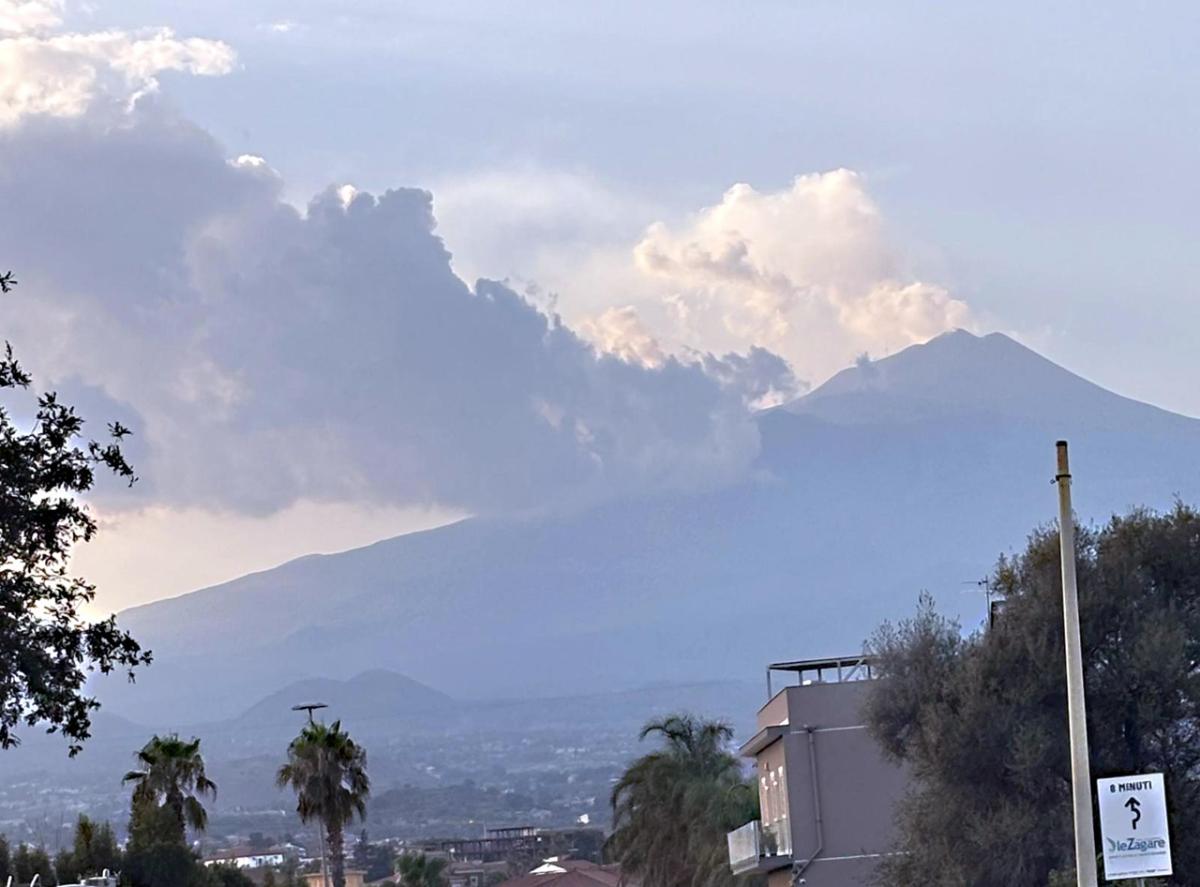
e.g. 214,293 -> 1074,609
0,834 -> 11,884
123,734 -> 217,837
12,843 -> 54,886
53,848 -> 77,885
123,798 -> 205,887
58,815 -> 121,880
27,846 -> 54,885
607,714 -> 757,887
277,720 -> 370,887
395,852 -> 447,887
13,843 -> 32,885
122,736 -> 215,887
355,831 -> 394,882
206,864 -> 256,887
864,505 -> 1200,886
0,270 -> 150,755
277,856 -> 302,887
88,821 -> 120,875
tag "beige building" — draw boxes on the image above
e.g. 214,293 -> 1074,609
727,656 -> 906,887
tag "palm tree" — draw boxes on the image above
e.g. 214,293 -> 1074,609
277,720 -> 370,887
122,734 -> 217,838
395,852 -> 448,887
607,714 -> 756,887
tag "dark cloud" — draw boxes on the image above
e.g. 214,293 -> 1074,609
0,104 -> 795,515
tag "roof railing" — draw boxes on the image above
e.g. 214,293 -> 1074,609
765,654 -> 876,698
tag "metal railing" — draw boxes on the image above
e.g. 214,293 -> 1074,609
765,655 -> 877,699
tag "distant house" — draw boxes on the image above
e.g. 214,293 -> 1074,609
447,859 -> 511,887
203,847 -> 289,869
492,858 -> 630,887
415,826 -> 605,867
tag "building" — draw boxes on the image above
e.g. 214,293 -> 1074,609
416,826 -> 604,866
492,858 -> 628,887
447,858 -> 511,887
203,848 -> 288,869
422,826 -> 543,862
727,656 -> 906,887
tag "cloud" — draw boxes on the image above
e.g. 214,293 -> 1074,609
0,103 -> 794,517
699,347 -> 803,412
578,306 -> 667,368
0,0 -> 60,35
430,167 -> 971,387
259,21 -> 301,35
431,166 -> 655,301
0,3 -> 234,126
632,169 -> 973,377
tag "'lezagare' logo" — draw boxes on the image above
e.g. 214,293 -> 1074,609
1108,836 -> 1167,853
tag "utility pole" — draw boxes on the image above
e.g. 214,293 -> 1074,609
292,703 -> 330,887
1055,441 -> 1098,887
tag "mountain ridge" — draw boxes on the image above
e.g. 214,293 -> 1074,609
101,330 -> 1200,724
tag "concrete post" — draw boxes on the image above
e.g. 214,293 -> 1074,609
1055,441 -> 1098,887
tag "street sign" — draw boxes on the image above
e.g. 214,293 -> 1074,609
1097,773 -> 1172,881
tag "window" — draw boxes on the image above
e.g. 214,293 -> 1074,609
758,764 -> 791,856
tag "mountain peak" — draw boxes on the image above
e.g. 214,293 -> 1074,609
786,329 -> 1193,430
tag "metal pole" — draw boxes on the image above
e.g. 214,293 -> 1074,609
1055,441 -> 1098,887
309,708 -> 330,887
293,703 -> 330,887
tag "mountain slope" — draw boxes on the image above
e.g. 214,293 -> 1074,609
101,331 -> 1200,724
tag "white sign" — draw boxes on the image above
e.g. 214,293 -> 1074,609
1097,772 -> 1172,881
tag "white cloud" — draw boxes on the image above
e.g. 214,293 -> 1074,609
230,152 -> 280,183
0,0 -> 61,35
577,306 -> 666,368
632,170 -> 974,377
430,167 -> 971,387
0,9 -> 234,126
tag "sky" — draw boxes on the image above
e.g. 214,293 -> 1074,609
3,0 -> 1199,611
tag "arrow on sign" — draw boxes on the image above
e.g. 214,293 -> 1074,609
1125,796 -> 1142,830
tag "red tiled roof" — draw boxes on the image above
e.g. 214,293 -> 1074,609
497,862 -> 629,887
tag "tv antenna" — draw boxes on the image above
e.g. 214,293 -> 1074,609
960,577 -> 1003,628
291,702 -> 328,724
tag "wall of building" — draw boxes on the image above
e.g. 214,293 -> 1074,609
755,679 -> 906,887
757,689 -> 790,732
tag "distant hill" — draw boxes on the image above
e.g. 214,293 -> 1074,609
99,330 -> 1200,725
232,669 -> 456,726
